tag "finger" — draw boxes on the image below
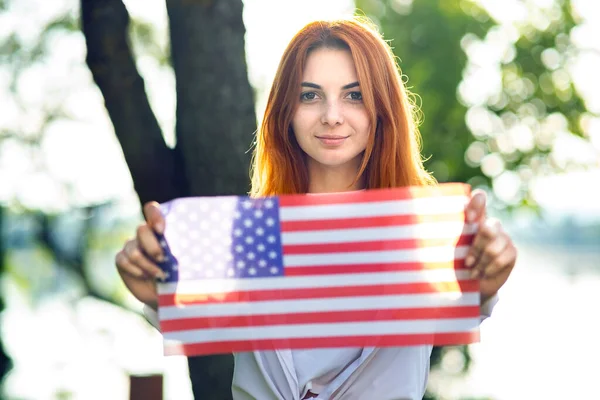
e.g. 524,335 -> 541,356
473,231 -> 509,276
465,189 -> 487,223
137,224 -> 165,263
466,218 -> 501,276
124,239 -> 166,279
143,201 -> 165,234
115,250 -> 147,279
481,241 -> 517,278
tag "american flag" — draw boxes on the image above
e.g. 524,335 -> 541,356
156,183 -> 480,357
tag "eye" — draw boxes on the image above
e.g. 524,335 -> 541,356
346,91 -> 363,101
300,91 -> 319,102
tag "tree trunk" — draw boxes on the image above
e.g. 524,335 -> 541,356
167,0 -> 256,196
81,0 -> 257,398
80,0 -> 186,205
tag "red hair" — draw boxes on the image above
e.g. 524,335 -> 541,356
250,17 -> 435,197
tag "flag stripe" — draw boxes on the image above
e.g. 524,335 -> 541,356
282,235 -> 474,255
281,223 -> 477,245
158,269 -> 473,295
159,279 -> 479,307
164,331 -> 479,356
160,305 -> 480,332
283,246 -> 469,267
279,197 -> 469,222
159,291 -> 480,320
280,212 -> 466,231
162,318 -> 480,343
279,183 -> 470,207
164,331 -> 478,356
285,260 -> 467,276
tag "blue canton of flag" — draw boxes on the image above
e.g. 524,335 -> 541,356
156,196 -> 285,283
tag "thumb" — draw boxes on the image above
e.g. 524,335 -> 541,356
143,201 -> 166,234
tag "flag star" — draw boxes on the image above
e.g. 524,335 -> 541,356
205,269 -> 215,278
202,238 -> 211,246
268,251 -> 277,259
248,267 -> 257,276
265,218 -> 275,227
245,236 -> 254,245
247,252 -> 256,260
258,259 -> 267,268
269,267 -> 278,274
200,221 -> 209,230
244,219 -> 253,228
242,200 -> 253,209
254,209 -> 264,219
235,245 -> 244,253
256,227 -> 265,236
267,235 -> 277,244
236,260 -> 246,269
203,254 -> 213,263
215,262 -> 225,270
159,239 -> 167,247
233,228 -> 243,237
265,199 -> 274,209
257,243 -> 265,252
225,253 -> 234,261
234,210 -> 242,219
227,268 -> 235,277
210,211 -> 220,220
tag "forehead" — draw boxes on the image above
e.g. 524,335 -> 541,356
302,48 -> 358,83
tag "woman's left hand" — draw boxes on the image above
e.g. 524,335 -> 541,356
464,189 -> 517,302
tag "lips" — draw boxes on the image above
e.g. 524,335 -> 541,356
315,135 -> 349,146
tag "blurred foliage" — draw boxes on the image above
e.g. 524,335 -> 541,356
356,0 -> 598,212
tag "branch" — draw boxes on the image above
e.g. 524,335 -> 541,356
80,0 -> 187,204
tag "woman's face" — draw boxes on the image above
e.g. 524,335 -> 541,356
291,48 -> 370,175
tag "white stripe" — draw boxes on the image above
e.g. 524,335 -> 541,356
279,196 -> 469,221
162,318 -> 480,343
159,291 -> 479,320
284,245 -> 469,267
282,222 -> 477,245
158,269 -> 473,295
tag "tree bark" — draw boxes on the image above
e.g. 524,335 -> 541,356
167,0 -> 256,196
80,0 -> 187,205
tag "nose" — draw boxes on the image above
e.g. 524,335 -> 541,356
320,101 -> 344,126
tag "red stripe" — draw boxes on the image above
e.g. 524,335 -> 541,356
281,212 -> 466,231
279,183 -> 470,207
164,331 -> 480,356
160,305 -> 480,332
283,235 -> 474,255
286,260 -> 467,276
158,280 -> 479,307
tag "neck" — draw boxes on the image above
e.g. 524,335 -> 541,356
306,159 -> 366,194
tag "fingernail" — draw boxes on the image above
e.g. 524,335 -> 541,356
466,211 -> 475,222
465,255 -> 474,267
470,269 -> 479,279
156,222 -> 165,235
156,254 -> 165,263
156,271 -> 166,280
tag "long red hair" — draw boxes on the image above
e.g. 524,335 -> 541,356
250,17 -> 435,197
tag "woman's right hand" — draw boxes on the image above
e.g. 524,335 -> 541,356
115,202 -> 167,310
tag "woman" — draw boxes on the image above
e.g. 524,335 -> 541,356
115,17 -> 516,400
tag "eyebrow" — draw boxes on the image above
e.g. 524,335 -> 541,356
301,81 -> 360,90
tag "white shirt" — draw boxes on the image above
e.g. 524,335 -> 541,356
145,294 -> 498,400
